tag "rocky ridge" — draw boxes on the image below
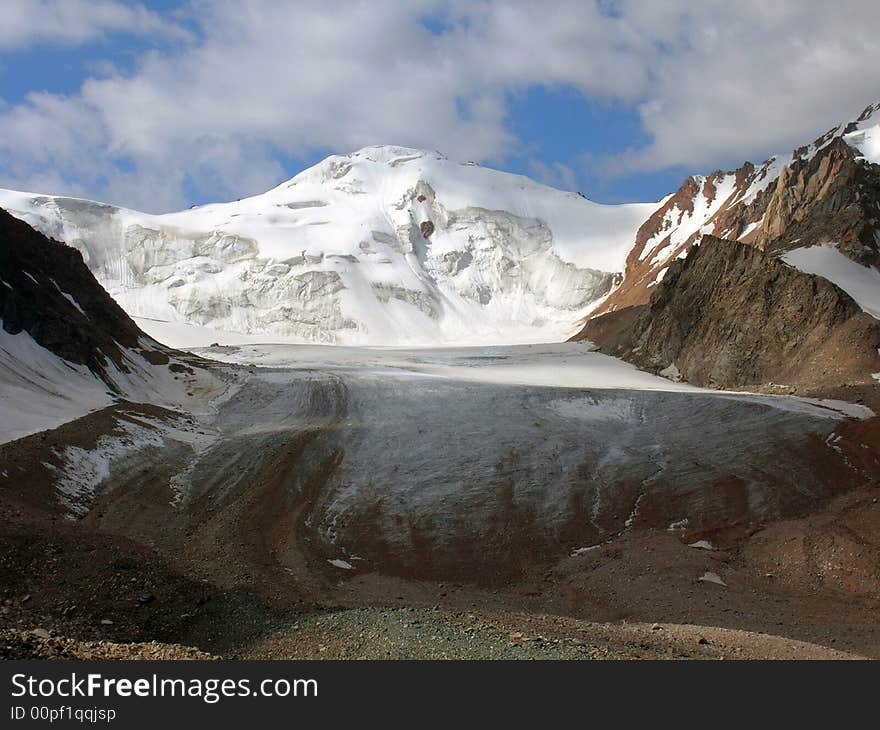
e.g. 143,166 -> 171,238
579,235 -> 880,392
579,102 -> 880,325
0,208 -> 166,381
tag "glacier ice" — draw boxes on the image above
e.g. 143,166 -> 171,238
0,146 -> 657,346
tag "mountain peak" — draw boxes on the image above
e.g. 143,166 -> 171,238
347,144 -> 446,164
0,145 -> 656,346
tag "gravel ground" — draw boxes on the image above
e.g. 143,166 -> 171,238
0,629 -> 215,660
238,607 -> 860,660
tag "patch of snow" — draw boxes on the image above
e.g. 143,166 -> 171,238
647,266 -> 668,288
797,123 -> 847,163
60,292 -> 87,317
327,559 -> 354,570
738,157 -> 786,206
571,545 -> 601,556
47,417 -> 167,516
697,571 -> 727,587
47,410 -> 217,517
689,540 -> 714,550
643,174 -> 738,267
781,244 -> 880,319
843,104 -> 880,165
51,279 -> 88,318
659,362 -> 682,382
738,218 -> 763,240
624,493 -> 645,529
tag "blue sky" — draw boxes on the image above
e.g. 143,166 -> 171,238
0,1 -> 878,213
503,87 -> 691,203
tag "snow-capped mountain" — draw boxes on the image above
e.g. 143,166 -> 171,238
2,103 -> 878,349
583,102 -> 880,322
0,146 -> 655,346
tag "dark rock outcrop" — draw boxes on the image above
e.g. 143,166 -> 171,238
0,207 -> 167,384
581,236 -> 880,391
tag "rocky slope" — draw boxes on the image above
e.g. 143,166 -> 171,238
579,235 -> 880,392
0,147 -> 655,346
0,209 -> 221,443
578,102 -> 880,326
1,208 -> 158,376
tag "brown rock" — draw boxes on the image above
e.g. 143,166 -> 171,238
581,236 -> 880,392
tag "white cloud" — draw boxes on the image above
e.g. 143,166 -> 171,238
0,0 -> 879,211
0,1 -> 176,50
604,0 -> 880,174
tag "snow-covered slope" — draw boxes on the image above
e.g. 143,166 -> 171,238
0,325 -> 114,444
0,323 -> 218,444
842,101 -> 880,165
0,146 -> 656,346
782,244 -> 880,319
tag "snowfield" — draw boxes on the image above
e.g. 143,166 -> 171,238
0,324 -> 115,443
0,146 -> 658,347
782,244 -> 880,320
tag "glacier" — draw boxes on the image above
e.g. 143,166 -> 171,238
0,146 -> 658,346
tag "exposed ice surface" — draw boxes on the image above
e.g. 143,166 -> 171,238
194,341 -> 872,419
0,146 -> 659,346
34,341 -> 867,562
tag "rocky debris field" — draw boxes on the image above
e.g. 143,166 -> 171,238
2,475 -> 879,660
239,607 -> 859,660
0,630 -> 214,660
